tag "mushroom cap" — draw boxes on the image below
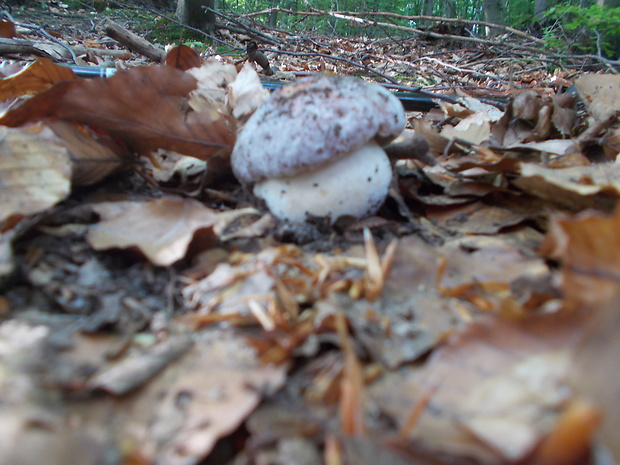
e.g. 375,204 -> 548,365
231,74 -> 405,185
253,141 -> 392,223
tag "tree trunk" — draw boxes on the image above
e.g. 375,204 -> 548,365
533,0 -> 547,22
176,0 -> 216,33
442,0 -> 455,18
482,0 -> 505,36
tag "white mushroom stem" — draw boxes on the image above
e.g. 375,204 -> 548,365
253,141 -> 392,223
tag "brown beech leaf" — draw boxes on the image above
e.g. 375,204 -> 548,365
86,197 -> 254,266
0,20 -> 16,38
0,124 -> 71,223
165,44 -> 202,70
0,58 -> 76,102
46,120 -> 124,186
540,205 -> 620,311
575,74 -> 620,121
0,65 -> 234,160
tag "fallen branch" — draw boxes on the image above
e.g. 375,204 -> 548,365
207,8 -> 281,45
247,8 -> 546,51
1,9 -> 78,63
102,19 -> 165,62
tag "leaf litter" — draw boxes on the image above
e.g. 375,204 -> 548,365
0,37 -> 619,465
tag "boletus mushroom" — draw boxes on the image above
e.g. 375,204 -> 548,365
231,74 -> 405,224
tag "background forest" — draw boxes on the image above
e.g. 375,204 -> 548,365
113,0 -> 620,61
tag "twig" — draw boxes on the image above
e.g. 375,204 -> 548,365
249,8 -> 543,43
106,0 -> 236,50
102,19 -> 165,62
421,56 -> 511,85
263,47 -> 403,86
1,9 -> 77,63
206,8 -> 281,45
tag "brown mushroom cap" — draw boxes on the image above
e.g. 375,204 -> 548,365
231,74 -> 405,185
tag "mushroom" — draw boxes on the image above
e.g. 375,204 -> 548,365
231,74 -> 406,223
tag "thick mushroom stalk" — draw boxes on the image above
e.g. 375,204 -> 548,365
231,74 -> 405,223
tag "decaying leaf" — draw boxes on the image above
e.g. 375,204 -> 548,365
441,111 -> 492,144
87,334 -> 193,394
368,313 -> 587,463
87,196 -> 257,266
138,328 -> 286,464
0,124 -> 71,223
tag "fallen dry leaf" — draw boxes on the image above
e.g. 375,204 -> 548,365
570,297 -> 620,463
138,328 -> 286,464
513,162 -> 620,211
0,124 -> 71,223
0,20 -> 16,39
540,205 -> 620,311
165,44 -> 202,71
187,58 -> 237,119
87,335 -> 193,394
227,61 -> 270,123
441,111 -> 492,144
368,313 -> 587,463
0,65 -> 234,160
46,119 -> 124,186
87,196 -> 257,266
575,74 -> 620,121
0,58 -> 75,102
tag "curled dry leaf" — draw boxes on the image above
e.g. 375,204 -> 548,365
514,162 -> 620,211
86,196 -> 256,266
143,149 -> 207,183
0,124 -> 71,224
440,112 -> 492,145
0,58 -> 76,102
187,58 -> 237,119
227,62 -> 270,123
0,65 -> 234,160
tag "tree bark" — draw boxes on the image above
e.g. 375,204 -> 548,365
176,0 -> 216,33
482,0 -> 505,36
533,0 -> 547,22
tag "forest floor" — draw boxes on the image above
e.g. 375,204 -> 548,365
0,2 -> 619,465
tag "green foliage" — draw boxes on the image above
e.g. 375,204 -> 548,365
544,4 -> 620,58
141,16 -> 208,44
